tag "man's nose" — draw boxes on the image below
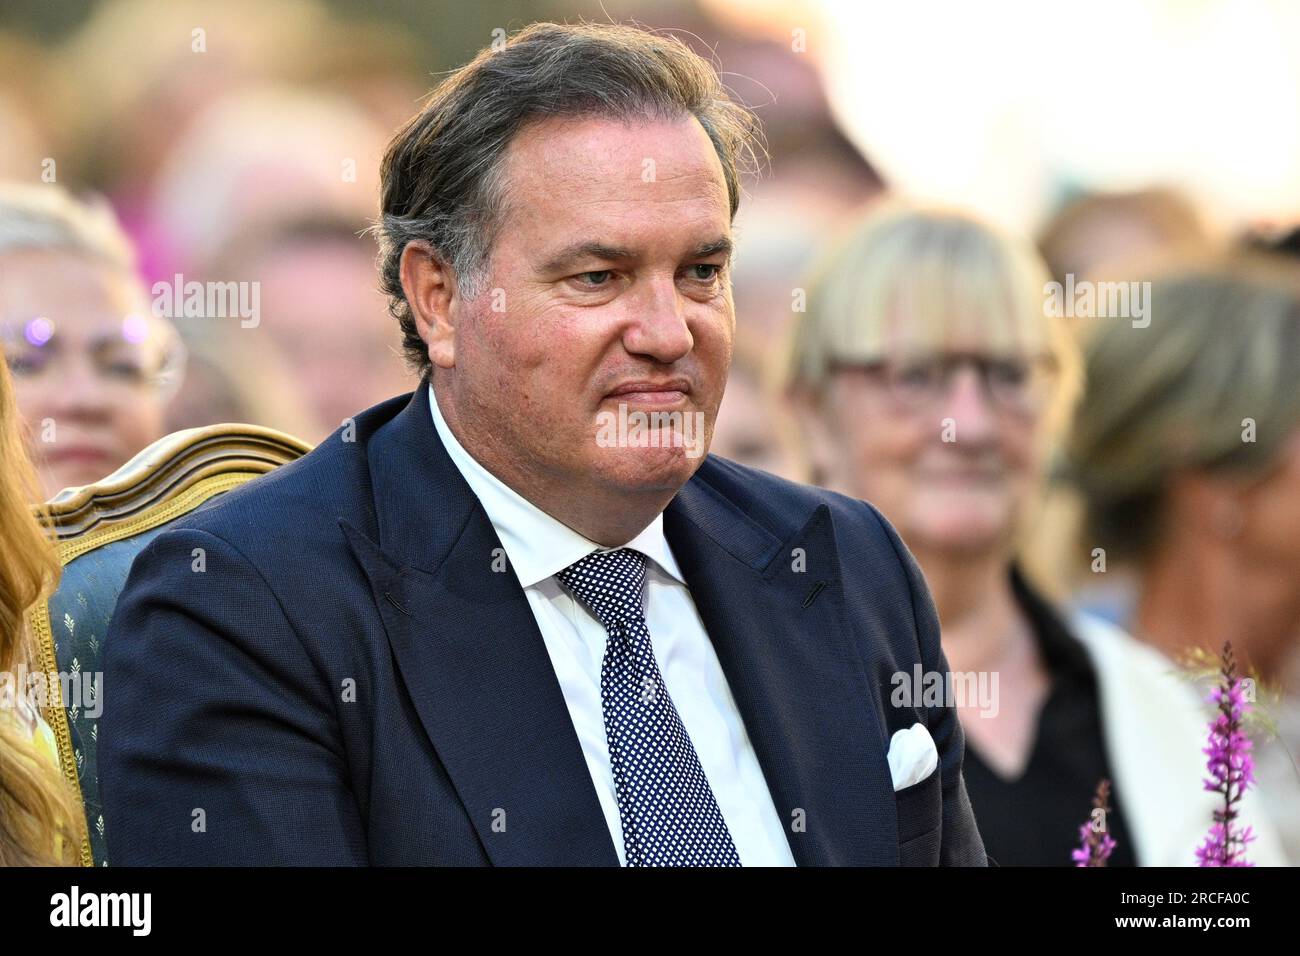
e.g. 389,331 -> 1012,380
622,278 -> 694,363
939,367 -> 997,443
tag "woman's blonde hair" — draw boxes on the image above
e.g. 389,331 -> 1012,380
0,180 -> 135,268
783,199 -> 1082,440
1066,253 -> 1300,565
0,351 -> 83,865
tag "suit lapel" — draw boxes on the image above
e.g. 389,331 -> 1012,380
344,385 -> 617,865
665,484 -> 899,866
346,385 -> 898,866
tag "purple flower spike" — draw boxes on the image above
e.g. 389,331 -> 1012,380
1195,643 -> 1257,867
1073,779 -> 1116,866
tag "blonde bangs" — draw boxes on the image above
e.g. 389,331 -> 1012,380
791,202 -> 1069,398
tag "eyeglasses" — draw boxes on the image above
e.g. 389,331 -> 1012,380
829,352 -> 1057,416
1,314 -> 186,397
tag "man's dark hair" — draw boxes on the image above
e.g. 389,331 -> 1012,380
373,20 -> 764,378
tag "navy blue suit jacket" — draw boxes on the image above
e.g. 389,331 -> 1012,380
100,384 -> 988,865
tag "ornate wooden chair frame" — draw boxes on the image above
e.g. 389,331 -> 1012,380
28,423 -> 311,865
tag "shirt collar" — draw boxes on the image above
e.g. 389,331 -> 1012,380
427,383 -> 685,589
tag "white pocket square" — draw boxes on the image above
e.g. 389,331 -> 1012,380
887,722 -> 939,792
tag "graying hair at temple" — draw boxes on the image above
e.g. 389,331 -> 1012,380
372,20 -> 765,377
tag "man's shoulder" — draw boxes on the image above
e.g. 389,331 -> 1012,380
155,391 -> 412,559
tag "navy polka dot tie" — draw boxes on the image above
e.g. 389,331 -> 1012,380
557,548 -> 742,867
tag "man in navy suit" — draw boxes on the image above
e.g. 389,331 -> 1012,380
100,21 -> 987,866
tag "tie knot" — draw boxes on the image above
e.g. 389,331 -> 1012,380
556,548 -> 648,631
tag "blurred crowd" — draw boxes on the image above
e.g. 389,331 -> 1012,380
1,0 -> 1297,867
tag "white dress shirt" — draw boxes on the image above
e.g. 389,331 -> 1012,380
428,384 -> 796,866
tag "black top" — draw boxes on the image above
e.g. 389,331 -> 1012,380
961,567 -> 1137,866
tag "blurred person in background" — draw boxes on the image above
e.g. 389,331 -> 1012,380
680,9 -> 885,360
1037,187 -> 1214,292
0,353 -> 84,865
784,202 -> 1287,865
0,32 -> 54,183
136,84 -> 396,440
0,183 -> 184,499
45,0 -> 360,282
1065,254 -> 1300,863
144,84 -> 388,279
730,162 -> 882,362
194,216 -> 412,442
162,325 -> 322,442
709,342 -> 800,480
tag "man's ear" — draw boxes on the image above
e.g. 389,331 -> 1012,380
399,240 -> 457,370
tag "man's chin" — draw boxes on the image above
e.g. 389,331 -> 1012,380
590,444 -> 706,495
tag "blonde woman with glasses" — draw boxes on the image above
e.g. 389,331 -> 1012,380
784,202 -> 1286,865
0,183 -> 184,500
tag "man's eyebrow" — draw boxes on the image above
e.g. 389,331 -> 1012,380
537,236 -> 734,274
691,237 -> 734,260
538,241 -> 636,275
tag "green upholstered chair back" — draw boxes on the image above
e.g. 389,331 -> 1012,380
28,423 -> 310,865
